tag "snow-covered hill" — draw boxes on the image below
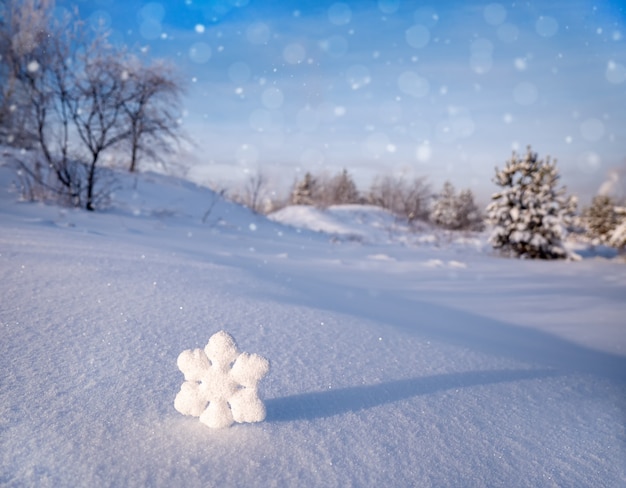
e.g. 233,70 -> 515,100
1,160 -> 625,486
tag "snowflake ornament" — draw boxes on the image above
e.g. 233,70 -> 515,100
174,331 -> 270,429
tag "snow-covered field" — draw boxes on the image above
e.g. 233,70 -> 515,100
1,162 -> 625,487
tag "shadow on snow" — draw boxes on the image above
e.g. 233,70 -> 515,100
266,368 -> 556,422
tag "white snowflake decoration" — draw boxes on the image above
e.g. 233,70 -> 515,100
174,330 -> 270,429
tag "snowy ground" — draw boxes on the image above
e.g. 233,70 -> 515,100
1,162 -> 625,487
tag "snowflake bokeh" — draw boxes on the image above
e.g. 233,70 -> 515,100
174,330 -> 270,429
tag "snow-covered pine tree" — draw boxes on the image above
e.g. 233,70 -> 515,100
582,195 -> 618,244
291,172 -> 317,205
457,188 -> 484,231
486,146 -> 575,259
430,181 -> 458,229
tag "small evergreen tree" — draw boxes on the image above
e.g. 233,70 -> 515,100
486,146 -> 575,259
582,195 -> 618,244
329,169 -> 359,205
291,172 -> 317,205
430,181 -> 458,229
431,182 -> 484,231
457,188 -> 484,231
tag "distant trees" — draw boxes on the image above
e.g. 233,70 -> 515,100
290,168 -> 360,207
579,195 -> 626,250
120,60 -> 184,173
329,169 -> 360,205
291,172 -> 318,205
1,0 -> 184,210
486,146 -> 576,259
430,181 -> 483,231
233,170 -> 271,214
368,174 -> 430,222
582,195 -> 619,245
287,169 -> 487,231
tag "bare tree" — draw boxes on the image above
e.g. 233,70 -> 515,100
368,174 -> 405,214
70,42 -> 131,210
120,59 -> 185,173
402,176 -> 431,222
9,2 -> 86,205
369,174 -> 430,222
3,1 -> 186,210
233,171 -> 270,213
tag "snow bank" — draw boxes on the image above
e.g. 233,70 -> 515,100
269,204 -> 419,244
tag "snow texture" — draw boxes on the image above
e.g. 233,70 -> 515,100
1,158 -> 625,487
175,331 -> 270,428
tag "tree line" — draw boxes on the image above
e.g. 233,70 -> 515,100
234,149 -> 625,257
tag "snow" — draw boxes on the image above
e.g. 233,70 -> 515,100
270,204 -> 418,245
1,160 -> 625,486
175,330 -> 269,428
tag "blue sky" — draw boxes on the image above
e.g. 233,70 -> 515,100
58,0 -> 625,201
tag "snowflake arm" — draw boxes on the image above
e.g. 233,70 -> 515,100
174,331 -> 270,429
